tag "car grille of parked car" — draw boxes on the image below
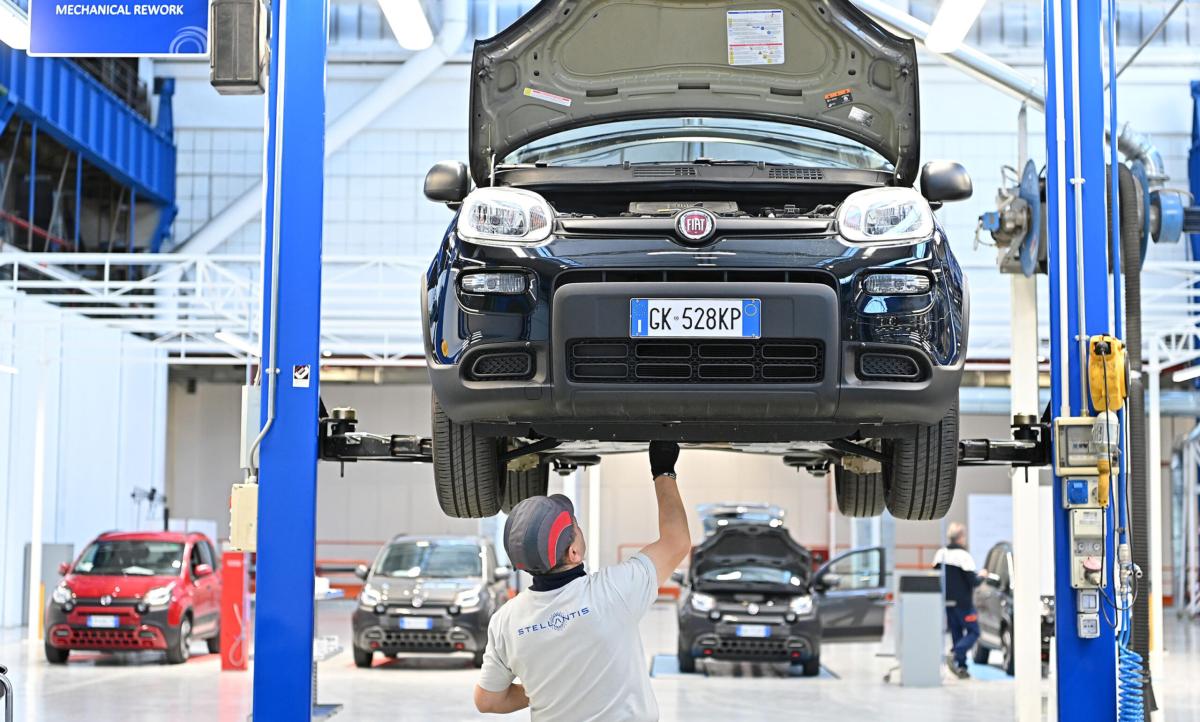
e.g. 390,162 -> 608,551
378,630 -> 454,650
467,351 -> 534,380
857,352 -> 923,381
568,338 -> 823,384
55,628 -> 157,648
713,636 -> 790,657
555,268 -> 837,290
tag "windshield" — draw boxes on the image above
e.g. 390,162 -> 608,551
697,565 -> 806,588
374,541 -> 483,579
503,117 -> 893,171
73,540 -> 185,576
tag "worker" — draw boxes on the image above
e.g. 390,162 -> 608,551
473,441 -> 691,720
932,522 -> 986,679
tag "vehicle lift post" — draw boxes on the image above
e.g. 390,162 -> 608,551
249,0 -> 329,720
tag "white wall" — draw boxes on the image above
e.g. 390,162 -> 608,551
0,289 -> 168,628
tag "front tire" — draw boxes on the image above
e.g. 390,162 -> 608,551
502,464 -> 550,513
206,631 -> 221,655
973,643 -> 991,665
1001,627 -> 1015,676
165,617 -> 192,664
797,657 -> 821,677
44,643 -> 69,664
432,395 -> 503,518
353,645 -> 374,668
833,465 -> 885,517
884,404 -> 959,520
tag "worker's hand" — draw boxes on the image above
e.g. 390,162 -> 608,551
649,441 -> 680,479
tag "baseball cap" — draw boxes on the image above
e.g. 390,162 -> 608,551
504,494 -> 577,575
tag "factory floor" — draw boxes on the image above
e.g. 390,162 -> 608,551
2,603 -> 1199,721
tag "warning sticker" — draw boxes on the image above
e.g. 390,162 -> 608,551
727,9 -> 785,66
848,106 -> 874,127
292,364 -> 311,389
824,88 -> 853,108
523,87 -> 573,107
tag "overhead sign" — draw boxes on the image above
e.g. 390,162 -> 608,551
29,0 -> 209,57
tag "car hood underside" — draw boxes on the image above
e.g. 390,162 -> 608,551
690,524 -> 813,584
469,0 -> 920,185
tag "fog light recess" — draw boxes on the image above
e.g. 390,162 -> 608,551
461,272 -> 527,294
862,273 -> 930,295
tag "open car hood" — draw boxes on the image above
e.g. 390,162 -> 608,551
470,0 -> 919,186
690,524 -> 812,585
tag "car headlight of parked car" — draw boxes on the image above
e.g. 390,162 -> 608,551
52,583 -> 73,606
690,592 -> 716,613
454,588 -> 483,610
143,583 -> 175,611
789,595 -> 815,617
457,187 -> 554,245
836,187 -> 934,244
359,583 -> 383,609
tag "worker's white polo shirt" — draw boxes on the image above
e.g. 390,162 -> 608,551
478,553 -> 659,722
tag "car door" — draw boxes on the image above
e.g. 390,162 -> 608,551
974,546 -> 1001,645
813,546 -> 888,641
188,541 -> 217,634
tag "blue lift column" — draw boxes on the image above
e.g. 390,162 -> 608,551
251,0 -> 329,720
1044,0 -> 1120,717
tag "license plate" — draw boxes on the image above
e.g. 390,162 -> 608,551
400,617 -> 433,630
735,624 -> 771,638
630,299 -> 761,338
87,615 -> 119,629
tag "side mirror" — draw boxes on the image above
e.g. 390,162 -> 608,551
354,564 -> 370,580
985,572 -> 1002,587
670,570 -> 685,585
494,566 -> 512,581
424,161 -> 471,204
816,572 -> 841,592
58,561 -> 71,576
194,563 -> 214,578
919,161 -> 973,203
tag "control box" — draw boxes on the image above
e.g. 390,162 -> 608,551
1069,508 -> 1105,589
229,482 -> 259,552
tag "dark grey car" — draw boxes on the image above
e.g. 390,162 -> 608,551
351,535 -> 511,668
972,541 -> 1055,675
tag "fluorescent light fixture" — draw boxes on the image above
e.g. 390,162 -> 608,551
1171,365 -> 1200,383
0,2 -> 30,51
214,330 -> 261,358
0,363 -> 17,375
378,0 -> 434,51
925,0 -> 987,54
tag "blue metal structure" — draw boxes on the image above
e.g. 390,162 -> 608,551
1190,80 -> 1199,264
251,0 -> 328,720
1044,0 -> 1122,717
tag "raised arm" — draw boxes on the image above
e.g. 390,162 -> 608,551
639,442 -> 692,586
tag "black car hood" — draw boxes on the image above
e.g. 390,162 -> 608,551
470,0 -> 920,186
690,524 -> 813,585
368,575 -> 479,604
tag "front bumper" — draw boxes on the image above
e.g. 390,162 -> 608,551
426,229 -> 966,440
678,609 -> 820,664
45,603 -> 174,651
352,606 -> 487,655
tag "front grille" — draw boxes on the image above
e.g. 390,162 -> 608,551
468,351 -> 533,380
767,167 -> 824,180
379,630 -> 453,650
632,166 -> 698,177
59,628 -> 158,649
568,339 -> 823,384
858,352 -> 922,381
713,636 -> 790,657
556,268 -> 836,290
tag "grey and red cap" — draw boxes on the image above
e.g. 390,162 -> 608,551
504,494 -> 577,575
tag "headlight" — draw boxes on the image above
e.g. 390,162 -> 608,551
144,583 -> 175,609
690,592 -> 716,613
789,595 -> 815,617
862,273 -> 931,295
455,588 -> 483,610
51,584 -> 73,605
359,584 -> 382,608
836,187 -> 934,244
457,187 -> 553,245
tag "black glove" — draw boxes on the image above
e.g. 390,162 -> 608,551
649,441 -> 680,479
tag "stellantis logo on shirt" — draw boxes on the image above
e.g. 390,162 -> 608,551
517,607 -> 590,636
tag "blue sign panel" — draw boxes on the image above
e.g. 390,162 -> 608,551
29,0 -> 209,57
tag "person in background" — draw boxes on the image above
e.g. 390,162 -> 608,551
932,522 -> 986,679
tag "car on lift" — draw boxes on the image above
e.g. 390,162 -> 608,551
421,0 -> 970,522
44,530 -> 221,664
674,523 -> 886,675
972,541 -> 1056,675
351,535 -> 511,668
697,502 -> 786,536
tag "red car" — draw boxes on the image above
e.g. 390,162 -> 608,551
44,531 -> 222,664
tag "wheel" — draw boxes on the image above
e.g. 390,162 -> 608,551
206,631 -> 221,655
798,657 -> 821,677
166,617 -> 192,664
432,395 -> 503,518
676,636 -> 696,674
44,643 -> 69,664
473,649 -> 486,668
502,463 -> 550,514
353,645 -> 374,668
1001,627 -> 1015,676
973,643 -> 991,665
833,464 -> 884,517
883,403 -> 959,520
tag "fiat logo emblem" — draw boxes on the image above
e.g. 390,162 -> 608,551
411,597 -> 423,608
100,595 -> 112,606
675,208 -> 717,243
747,603 -> 760,616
